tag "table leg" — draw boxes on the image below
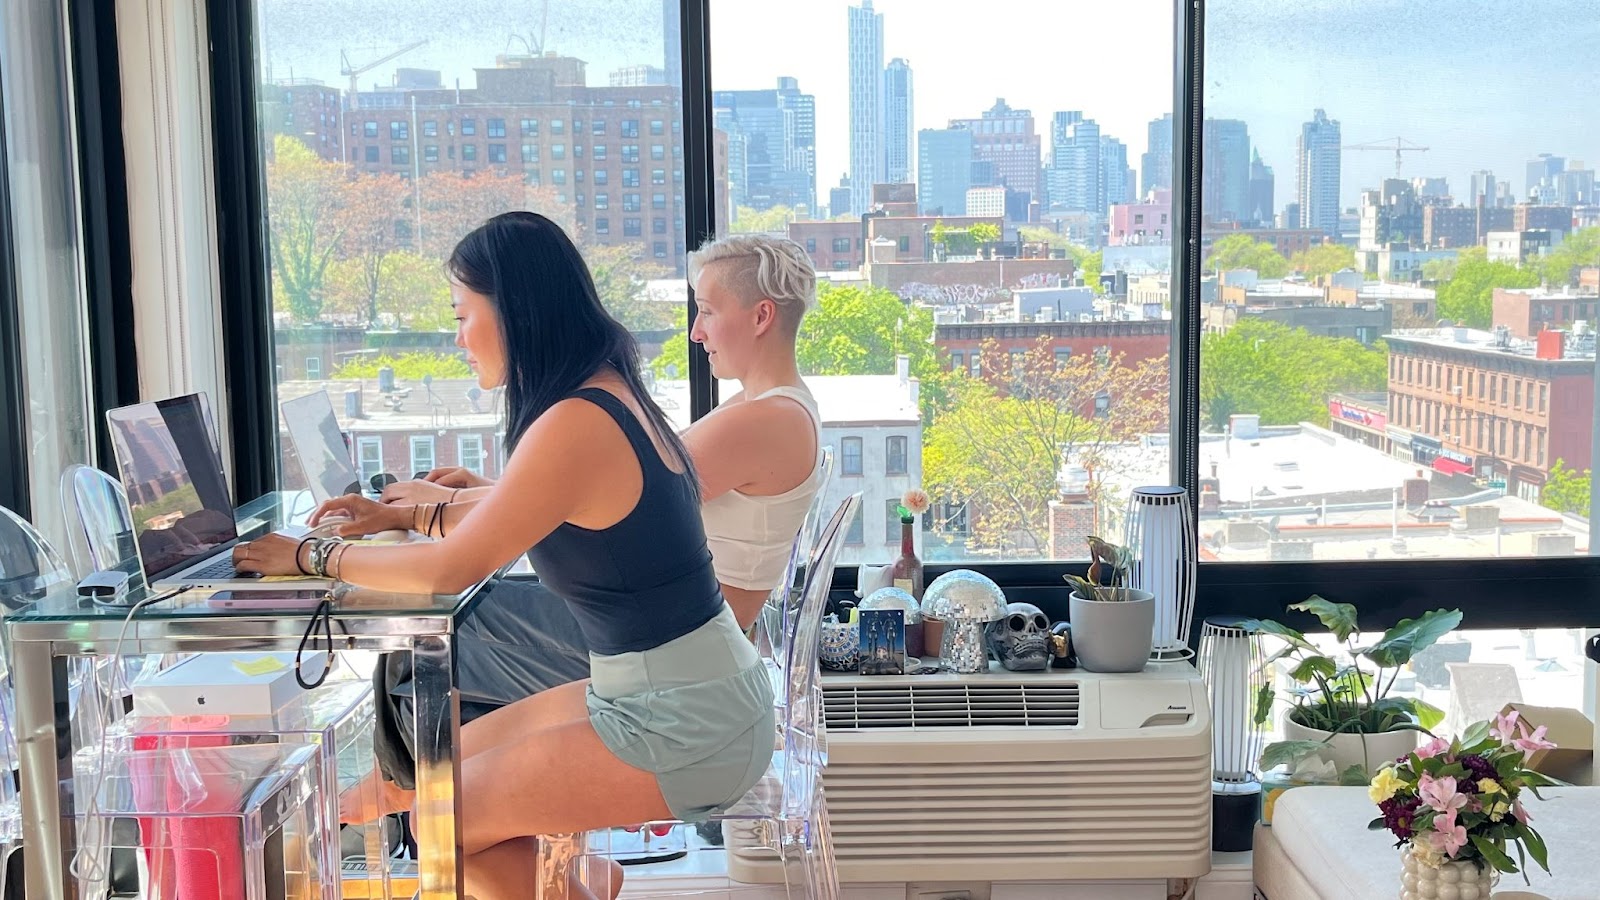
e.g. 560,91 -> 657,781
411,633 -> 463,899
15,641 -> 76,900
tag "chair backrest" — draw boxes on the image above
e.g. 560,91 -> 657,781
777,493 -> 859,816
0,505 -> 77,803
60,464 -> 145,592
758,445 -> 836,665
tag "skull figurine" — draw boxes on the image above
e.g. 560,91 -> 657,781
986,602 -> 1050,671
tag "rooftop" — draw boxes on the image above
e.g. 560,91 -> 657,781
277,379 -> 502,433
1385,326 -> 1598,362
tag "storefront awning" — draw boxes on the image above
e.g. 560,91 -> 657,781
1432,457 -> 1472,476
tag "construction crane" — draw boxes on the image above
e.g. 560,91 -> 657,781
1341,136 -> 1430,177
340,40 -> 429,104
506,0 -> 551,57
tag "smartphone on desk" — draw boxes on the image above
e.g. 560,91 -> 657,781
205,590 -> 329,611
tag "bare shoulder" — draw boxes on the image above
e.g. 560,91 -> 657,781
708,390 -> 813,443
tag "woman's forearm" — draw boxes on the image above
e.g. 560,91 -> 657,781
410,498 -> 485,538
327,540 -> 481,595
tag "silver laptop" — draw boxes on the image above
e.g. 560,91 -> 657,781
106,393 -> 333,591
280,390 -> 362,504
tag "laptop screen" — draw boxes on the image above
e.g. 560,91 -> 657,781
280,390 -> 360,503
105,394 -> 238,580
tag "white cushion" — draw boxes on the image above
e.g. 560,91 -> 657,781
1257,786 -> 1600,900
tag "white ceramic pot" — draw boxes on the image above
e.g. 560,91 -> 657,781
1283,712 -> 1420,775
1398,843 -> 1493,900
1068,589 -> 1154,673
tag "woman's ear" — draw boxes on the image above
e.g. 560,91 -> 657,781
753,298 -> 778,335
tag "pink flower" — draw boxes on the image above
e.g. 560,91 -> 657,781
1513,796 -> 1534,824
1426,809 -> 1469,858
1413,736 -> 1450,760
1418,774 -> 1466,816
1491,709 -> 1522,745
1512,723 -> 1557,755
901,488 -> 931,516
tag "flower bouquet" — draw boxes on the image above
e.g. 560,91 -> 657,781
1368,709 -> 1559,895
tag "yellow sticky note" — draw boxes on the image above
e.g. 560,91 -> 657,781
232,656 -> 287,677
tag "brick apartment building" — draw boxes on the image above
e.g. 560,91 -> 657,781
1385,327 -> 1594,503
1200,225 -> 1327,258
1492,288 -> 1600,340
341,54 -> 690,271
936,319 -> 1168,414
788,213 -> 1005,273
1422,205 -> 1513,249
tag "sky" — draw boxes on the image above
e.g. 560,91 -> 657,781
261,0 -> 1599,212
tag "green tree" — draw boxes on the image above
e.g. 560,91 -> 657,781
1421,257 -> 1458,283
1290,243 -> 1356,279
336,171 -> 411,327
325,250 -> 451,329
331,352 -> 472,381
651,331 -> 690,380
1435,247 -> 1539,328
923,339 -> 1169,555
1199,319 -> 1388,430
1538,227 -> 1600,287
1205,234 -> 1290,278
265,136 -> 348,322
1541,458 -> 1590,517
1081,251 -> 1104,294
968,222 -> 1001,245
930,219 -> 949,248
730,205 -> 796,234
797,282 -> 943,414
586,244 -> 676,333
1017,225 -> 1076,253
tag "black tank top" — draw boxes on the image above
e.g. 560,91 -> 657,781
523,387 -> 724,655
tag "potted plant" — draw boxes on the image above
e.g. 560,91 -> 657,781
1063,536 -> 1154,672
1247,596 -> 1462,779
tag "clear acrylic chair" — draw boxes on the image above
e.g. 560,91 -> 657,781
754,445 -> 836,670
535,492 -> 861,900
0,504 -> 82,893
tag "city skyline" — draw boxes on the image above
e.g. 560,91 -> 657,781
260,0 -> 1600,213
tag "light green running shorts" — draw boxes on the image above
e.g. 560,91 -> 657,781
586,604 -> 777,821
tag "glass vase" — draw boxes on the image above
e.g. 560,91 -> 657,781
1399,844 -> 1493,900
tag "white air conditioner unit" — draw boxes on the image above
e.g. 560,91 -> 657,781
728,662 -> 1211,884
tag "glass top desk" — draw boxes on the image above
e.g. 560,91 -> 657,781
8,492 -> 487,900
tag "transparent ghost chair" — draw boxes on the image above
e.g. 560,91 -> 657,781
535,492 -> 860,900
754,445 -> 835,670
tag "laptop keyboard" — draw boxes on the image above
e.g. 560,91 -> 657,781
188,558 -> 262,580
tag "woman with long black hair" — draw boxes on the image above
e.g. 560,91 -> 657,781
235,212 -> 776,897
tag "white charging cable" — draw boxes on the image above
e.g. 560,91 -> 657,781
68,585 -> 191,885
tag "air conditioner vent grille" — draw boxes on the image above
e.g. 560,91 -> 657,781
823,681 -> 1080,730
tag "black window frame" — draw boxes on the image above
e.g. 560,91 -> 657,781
196,0 -> 1600,639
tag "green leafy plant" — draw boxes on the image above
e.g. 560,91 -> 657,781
1247,596 -> 1462,772
1062,535 -> 1135,602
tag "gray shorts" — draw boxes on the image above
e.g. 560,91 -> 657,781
586,605 -> 777,822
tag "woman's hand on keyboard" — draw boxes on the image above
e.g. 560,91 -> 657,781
309,495 -> 413,537
379,478 -> 455,505
421,466 -> 496,489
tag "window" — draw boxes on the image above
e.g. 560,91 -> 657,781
520,118 -> 539,136
623,193 -> 641,212
841,437 -> 864,476
488,144 -> 507,164
304,357 -> 321,380
1540,384 -> 1548,413
622,144 -> 640,163
653,241 -> 667,258
409,436 -> 436,476
621,119 -> 639,138
552,144 -> 566,160
653,217 -> 666,234
487,118 -> 506,138
650,120 -> 665,136
595,193 -> 608,210
462,144 -> 477,161
886,499 -> 903,543
624,218 -> 642,237
886,436 -> 908,475
363,121 -> 378,138
357,437 -> 384,482
390,121 -> 408,140
591,119 -> 606,135
831,237 -> 851,253
651,169 -> 665,185
805,238 -> 816,253
459,434 -> 486,476
551,118 -> 565,135
423,120 -> 438,138
951,351 -> 965,371
521,144 -> 539,163
595,217 -> 610,235
623,168 -> 640,187
652,192 -> 666,209
593,169 -> 609,185
461,117 -> 477,136
593,145 -> 607,161
552,169 -> 566,185
364,146 -> 379,163
392,146 -> 410,165
651,144 -> 666,160
424,145 -> 439,163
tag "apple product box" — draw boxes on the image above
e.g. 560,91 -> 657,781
131,651 -> 328,718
